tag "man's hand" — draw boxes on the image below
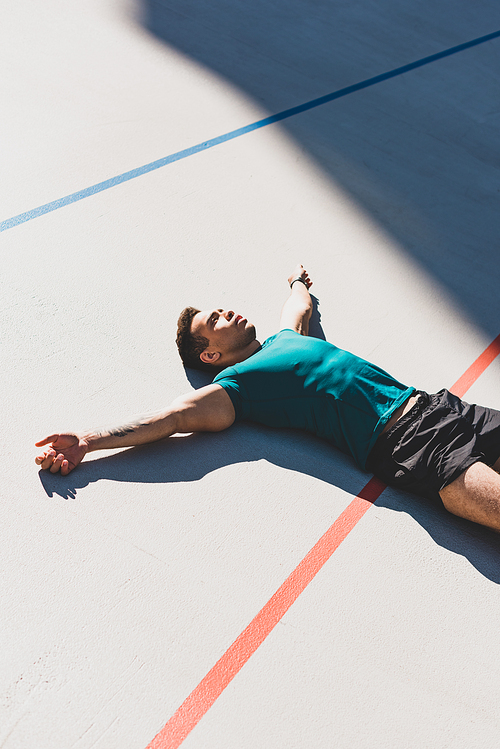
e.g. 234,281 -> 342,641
288,263 -> 312,290
35,433 -> 89,475
280,264 -> 313,335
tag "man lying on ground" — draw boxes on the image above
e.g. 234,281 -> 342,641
36,264 -> 500,531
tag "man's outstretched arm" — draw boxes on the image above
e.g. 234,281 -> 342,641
35,384 -> 235,475
279,264 -> 313,335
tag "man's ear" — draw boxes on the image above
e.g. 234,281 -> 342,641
200,350 -> 221,365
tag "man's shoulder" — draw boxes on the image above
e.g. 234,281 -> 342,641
213,331 -> 285,382
264,328 -> 303,347
245,329 -> 303,361
215,330 -> 318,382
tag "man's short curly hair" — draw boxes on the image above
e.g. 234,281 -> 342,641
176,307 -> 218,373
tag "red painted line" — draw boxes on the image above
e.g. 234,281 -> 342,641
145,335 -> 500,749
145,478 -> 387,749
449,333 -> 500,398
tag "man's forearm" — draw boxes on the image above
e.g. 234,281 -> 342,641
289,279 -> 313,313
35,385 -> 234,476
83,408 -> 180,452
280,281 -> 313,335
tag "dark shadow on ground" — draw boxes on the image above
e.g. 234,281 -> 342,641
308,296 -> 326,340
137,0 -> 500,341
39,422 -> 500,583
41,6 -> 500,585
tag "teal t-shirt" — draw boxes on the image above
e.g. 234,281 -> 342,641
213,329 -> 414,470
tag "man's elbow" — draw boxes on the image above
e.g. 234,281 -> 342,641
167,398 -> 189,433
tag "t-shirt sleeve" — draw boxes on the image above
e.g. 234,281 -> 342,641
212,334 -> 278,422
213,370 -> 244,420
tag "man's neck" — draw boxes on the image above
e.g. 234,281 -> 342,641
222,339 -> 261,367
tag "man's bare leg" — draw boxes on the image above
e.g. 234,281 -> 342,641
440,461 -> 500,531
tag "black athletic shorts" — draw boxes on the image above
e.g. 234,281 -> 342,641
366,389 -> 500,503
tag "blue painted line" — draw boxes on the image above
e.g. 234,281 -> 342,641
2,28 -> 500,233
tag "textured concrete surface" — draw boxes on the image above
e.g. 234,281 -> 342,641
1,1 -> 500,747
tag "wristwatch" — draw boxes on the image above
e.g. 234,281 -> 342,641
290,277 -> 309,289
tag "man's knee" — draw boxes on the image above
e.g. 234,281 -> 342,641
439,461 -> 500,531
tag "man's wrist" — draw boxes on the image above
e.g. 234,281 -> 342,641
290,277 -> 309,290
81,432 -> 99,452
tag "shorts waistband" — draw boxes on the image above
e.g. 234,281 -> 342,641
382,390 -> 430,442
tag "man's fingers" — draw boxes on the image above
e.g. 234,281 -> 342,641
35,450 -> 72,475
49,454 -> 65,474
298,266 -> 312,287
60,460 -> 71,476
37,449 -> 56,471
35,434 -> 59,447
42,452 -> 56,470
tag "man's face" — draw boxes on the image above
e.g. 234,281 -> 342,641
191,308 -> 257,363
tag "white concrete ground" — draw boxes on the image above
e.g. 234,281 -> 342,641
1,1 -> 500,747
